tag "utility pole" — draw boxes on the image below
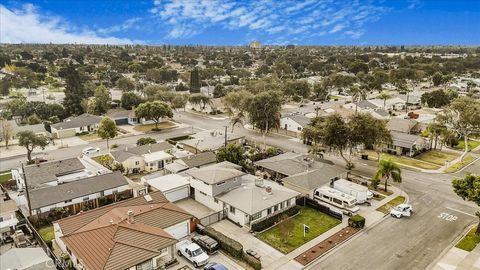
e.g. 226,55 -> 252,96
22,163 -> 32,217
224,126 -> 228,147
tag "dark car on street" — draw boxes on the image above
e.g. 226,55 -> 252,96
204,262 -> 228,270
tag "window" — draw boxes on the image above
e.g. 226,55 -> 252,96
323,195 -> 330,200
200,191 -> 207,196
286,200 -> 291,207
216,181 -> 225,186
251,212 -> 262,220
274,205 -> 278,212
297,127 -> 302,131
136,259 -> 153,270
135,161 -> 140,165
112,189 -> 118,195
280,202 -> 284,209
83,196 -> 89,202
64,199 -> 72,203
230,206 -> 235,214
100,191 -> 104,197
150,162 -> 155,167
333,198 -> 342,205
214,198 -> 218,204
267,208 -> 272,215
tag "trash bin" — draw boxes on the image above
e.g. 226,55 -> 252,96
361,154 -> 368,160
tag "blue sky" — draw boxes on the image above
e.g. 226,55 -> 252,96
1,0 -> 479,45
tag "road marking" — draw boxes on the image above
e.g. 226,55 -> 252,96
438,212 -> 458,221
446,207 -> 477,218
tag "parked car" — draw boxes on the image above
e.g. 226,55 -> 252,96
176,240 -> 209,268
192,235 -> 219,254
390,204 -> 413,218
204,262 -> 228,270
82,147 -> 100,155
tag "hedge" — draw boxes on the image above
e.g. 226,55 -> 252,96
348,214 -> 365,228
205,226 -> 262,269
251,206 -> 300,232
243,252 -> 261,270
204,227 -> 243,259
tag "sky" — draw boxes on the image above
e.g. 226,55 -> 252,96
1,0 -> 479,46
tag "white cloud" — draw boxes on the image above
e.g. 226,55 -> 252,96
150,0 -> 389,42
97,17 -> 142,34
0,4 -> 138,44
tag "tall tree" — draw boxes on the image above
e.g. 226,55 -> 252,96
452,175 -> 480,236
17,131 -> 49,163
190,67 -> 201,93
116,77 -> 135,92
373,159 -> 402,192
121,91 -> 143,110
377,90 -> 391,109
97,117 -> 117,150
223,90 -> 252,132
245,91 -> 282,148
348,85 -> 367,112
91,85 -> 111,115
216,143 -> 246,167
0,119 -> 13,149
63,64 -> 87,116
135,101 -> 173,130
437,96 -> 480,160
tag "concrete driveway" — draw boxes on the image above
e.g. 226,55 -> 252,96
210,220 -> 284,268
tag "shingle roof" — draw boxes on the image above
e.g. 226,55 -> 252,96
57,194 -> 191,270
106,109 -> 131,119
186,165 -> 245,185
357,100 -> 379,109
282,168 -> 342,191
51,113 -> 102,130
387,118 -> 418,133
29,171 -> 128,209
217,175 -> 299,215
180,152 -> 217,168
282,113 -> 311,127
390,131 -> 422,148
254,152 -> 331,176
23,158 -> 85,187
111,142 -> 173,162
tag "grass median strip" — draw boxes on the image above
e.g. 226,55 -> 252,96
445,155 -> 475,173
455,226 -> 480,252
376,196 -> 406,215
257,207 -> 341,254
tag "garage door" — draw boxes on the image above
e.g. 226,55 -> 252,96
114,118 -> 128,125
165,221 -> 189,239
57,129 -> 76,138
165,187 -> 189,202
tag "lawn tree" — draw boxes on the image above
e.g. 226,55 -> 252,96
116,77 -> 135,92
171,94 -> 189,111
134,101 -> 173,130
137,137 -> 157,146
373,159 -> 402,192
188,93 -> 211,112
63,64 -> 88,116
426,122 -> 447,150
17,131 -> 49,163
245,91 -> 282,149
0,118 -> 13,148
317,113 -> 353,169
348,113 -> 391,162
91,85 -> 111,115
437,96 -> 480,160
121,91 -> 143,110
348,85 -> 367,112
313,82 -> 329,101
377,90 -> 391,109
97,117 -> 117,150
216,143 -> 246,167
283,80 -> 311,100
452,175 -> 480,236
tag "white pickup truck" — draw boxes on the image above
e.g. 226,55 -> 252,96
176,240 -> 209,267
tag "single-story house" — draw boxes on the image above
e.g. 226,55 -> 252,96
387,118 -> 421,134
164,151 -> 217,174
0,120 -> 49,144
185,162 -> 299,227
280,113 -> 311,134
384,131 -> 429,156
54,192 -> 193,270
110,142 -> 174,174
50,113 -> 103,138
106,108 -> 134,125
142,173 -> 190,202
179,130 -> 245,154
282,168 -> 345,198
1,248 -> 53,270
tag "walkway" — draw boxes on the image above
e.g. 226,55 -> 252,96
432,238 -> 480,270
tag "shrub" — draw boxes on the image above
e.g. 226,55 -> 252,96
251,206 -> 300,232
348,214 -> 366,228
111,143 -> 119,149
204,227 -> 243,259
243,252 -> 262,270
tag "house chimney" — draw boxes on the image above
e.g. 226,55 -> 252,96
127,210 -> 134,223
265,186 -> 272,194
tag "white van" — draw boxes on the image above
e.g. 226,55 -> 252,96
314,186 -> 360,213
333,179 -> 373,204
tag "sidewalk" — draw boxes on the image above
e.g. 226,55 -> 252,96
432,239 -> 480,269
267,185 -> 406,270
0,137 -> 88,160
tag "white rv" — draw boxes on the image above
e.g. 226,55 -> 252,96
314,186 -> 360,213
333,179 -> 373,204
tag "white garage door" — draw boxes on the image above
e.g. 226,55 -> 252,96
165,221 -> 189,239
165,187 -> 189,202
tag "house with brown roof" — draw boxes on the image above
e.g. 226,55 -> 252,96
54,192 -> 193,270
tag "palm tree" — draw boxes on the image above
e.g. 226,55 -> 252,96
348,85 -> 367,112
377,91 -> 391,109
373,159 -> 402,192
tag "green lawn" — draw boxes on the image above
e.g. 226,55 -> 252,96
133,121 -> 176,132
78,132 -> 100,141
376,196 -> 406,215
38,225 -> 54,241
257,207 -> 341,254
445,155 -> 476,173
455,140 -> 480,151
382,153 -> 441,170
0,171 -> 12,183
416,150 -> 459,166
455,226 -> 480,251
